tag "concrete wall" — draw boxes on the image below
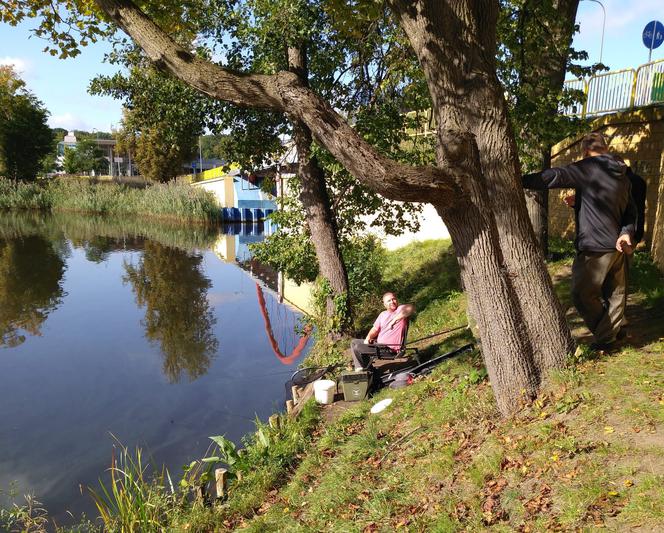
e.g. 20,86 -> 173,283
193,175 -> 235,208
550,106 -> 664,256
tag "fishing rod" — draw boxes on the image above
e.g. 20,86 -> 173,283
370,323 -> 469,348
406,323 -> 468,346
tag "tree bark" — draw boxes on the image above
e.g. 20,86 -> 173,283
434,131 -> 540,413
287,46 -> 351,328
390,0 -> 574,379
525,189 -> 549,256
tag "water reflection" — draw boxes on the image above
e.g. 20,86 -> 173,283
0,235 -> 66,348
0,211 -> 311,525
123,242 -> 219,382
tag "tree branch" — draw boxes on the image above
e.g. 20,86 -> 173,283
94,0 -> 462,204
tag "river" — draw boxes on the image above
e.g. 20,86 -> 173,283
0,211 -> 310,525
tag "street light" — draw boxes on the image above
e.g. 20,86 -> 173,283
582,0 -> 606,64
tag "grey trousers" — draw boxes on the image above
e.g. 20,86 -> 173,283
571,250 -> 627,343
350,339 -> 382,369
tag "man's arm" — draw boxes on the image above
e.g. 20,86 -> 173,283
364,326 -> 379,344
616,187 -> 638,253
522,161 -> 587,190
386,304 -> 415,330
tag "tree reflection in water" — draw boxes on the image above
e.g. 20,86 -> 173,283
123,241 -> 218,382
0,235 -> 66,348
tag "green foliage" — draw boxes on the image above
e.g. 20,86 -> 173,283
497,0 -> 603,171
0,66 -> 54,181
90,53 -> 226,181
132,122 -> 196,182
0,177 -> 221,222
629,252 -> 664,307
62,138 -> 107,175
0,493 -> 50,532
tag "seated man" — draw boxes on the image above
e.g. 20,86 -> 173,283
350,292 -> 415,370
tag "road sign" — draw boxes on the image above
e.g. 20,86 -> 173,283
114,157 -> 124,163
643,20 -> 664,61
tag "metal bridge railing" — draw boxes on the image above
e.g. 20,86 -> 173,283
564,59 -> 664,118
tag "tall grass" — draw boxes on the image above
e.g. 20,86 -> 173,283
0,178 -> 221,223
89,443 -> 177,533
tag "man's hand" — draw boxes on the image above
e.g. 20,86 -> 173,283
564,194 -> 575,208
616,234 -> 633,254
387,315 -> 402,330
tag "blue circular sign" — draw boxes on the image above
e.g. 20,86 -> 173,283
642,20 -> 664,50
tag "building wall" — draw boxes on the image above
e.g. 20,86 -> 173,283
192,175 -> 234,207
549,106 -> 664,250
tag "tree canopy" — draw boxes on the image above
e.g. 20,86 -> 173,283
0,66 -> 54,181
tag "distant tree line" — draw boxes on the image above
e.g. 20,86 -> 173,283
0,66 -> 53,181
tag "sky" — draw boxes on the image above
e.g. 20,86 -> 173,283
0,0 -> 662,134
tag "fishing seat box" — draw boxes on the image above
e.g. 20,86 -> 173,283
339,370 -> 372,402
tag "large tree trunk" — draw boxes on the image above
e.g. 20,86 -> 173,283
390,0 -> 574,382
433,131 -> 540,413
287,46 -> 351,330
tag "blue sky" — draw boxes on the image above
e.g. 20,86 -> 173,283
0,0 -> 662,134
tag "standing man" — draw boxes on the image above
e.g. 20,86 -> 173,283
523,132 -> 637,348
350,292 -> 415,369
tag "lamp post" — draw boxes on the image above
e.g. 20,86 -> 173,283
198,136 -> 203,176
582,0 -> 606,64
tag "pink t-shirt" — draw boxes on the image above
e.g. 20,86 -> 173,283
374,304 -> 407,349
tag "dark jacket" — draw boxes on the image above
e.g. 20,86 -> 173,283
523,154 -> 637,252
626,167 -> 646,245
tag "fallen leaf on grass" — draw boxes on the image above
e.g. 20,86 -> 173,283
623,479 -> 634,487
524,484 -> 552,516
603,426 -> 615,434
452,501 -> 469,520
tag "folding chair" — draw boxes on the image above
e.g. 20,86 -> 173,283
367,319 -> 420,366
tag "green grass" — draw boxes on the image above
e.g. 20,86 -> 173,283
0,177 -> 221,223
221,238 -> 664,532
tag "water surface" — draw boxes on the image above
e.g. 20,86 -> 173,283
0,211 -> 309,524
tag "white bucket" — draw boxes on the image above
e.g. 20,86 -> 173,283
313,379 -> 336,405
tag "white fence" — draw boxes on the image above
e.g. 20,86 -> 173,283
564,59 -> 664,117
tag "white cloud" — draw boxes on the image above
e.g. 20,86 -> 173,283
48,112 -> 91,131
0,56 -> 31,75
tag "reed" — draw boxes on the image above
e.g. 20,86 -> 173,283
88,442 -> 176,533
0,178 -> 221,223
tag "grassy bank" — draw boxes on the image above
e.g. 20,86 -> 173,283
204,240 -> 664,532
3,239 -> 664,532
0,178 -> 221,223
